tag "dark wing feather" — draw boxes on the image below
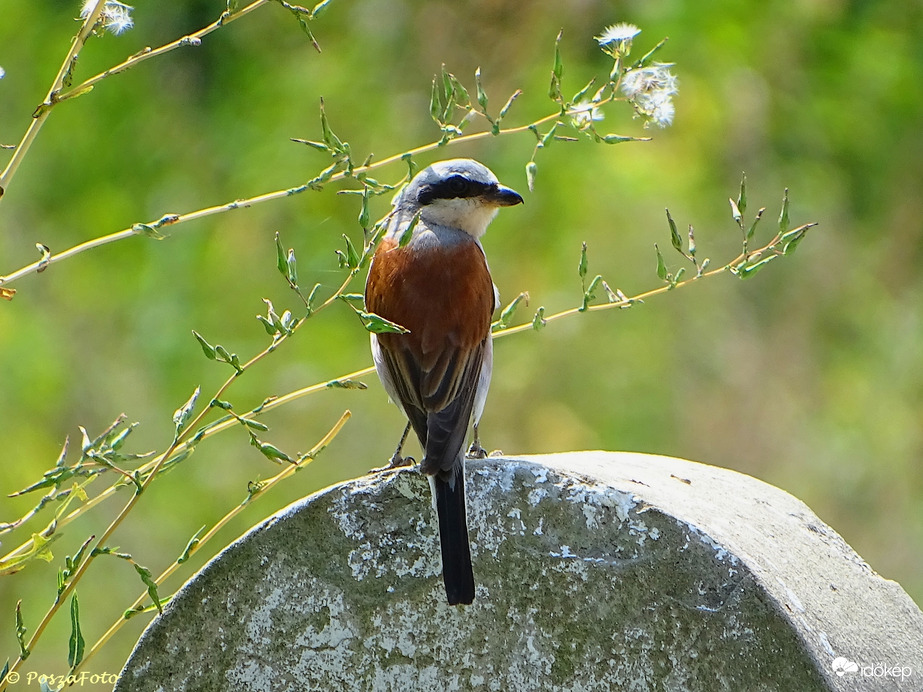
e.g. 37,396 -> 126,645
421,340 -> 486,478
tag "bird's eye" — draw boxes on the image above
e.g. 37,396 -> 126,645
447,175 -> 469,195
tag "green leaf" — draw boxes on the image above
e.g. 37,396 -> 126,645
78,426 -> 92,454
172,386 -> 200,435
581,275 -> 603,312
134,563 -> 163,614
497,89 -> 521,126
1,660 -> 9,685
449,73 -> 470,108
318,97 -> 344,151
492,292 -> 529,332
176,526 -> 205,565
357,310 -> 410,334
666,209 -> 682,252
570,77 -> 597,105
430,77 -> 442,124
654,243 -> 668,281
729,197 -> 743,229
532,306 -> 546,331
90,546 -> 131,560
358,187 -> 371,230
578,242 -> 588,281
779,187 -> 790,231
306,283 -> 322,315
239,417 -> 269,432
256,314 -> 278,335
441,65 -> 453,104
290,138 -> 329,152
286,248 -> 298,287
631,36 -> 669,69
781,223 -> 816,255
63,536 -> 94,587
340,234 -> 360,269
474,66 -> 488,112
737,173 -> 748,215
734,255 -> 778,279
325,378 -> 368,390
192,331 -> 217,360
16,600 -> 28,659
123,599 -> 171,620
274,232 -> 287,277
599,133 -> 636,144
746,207 -> 765,242
68,594 -> 85,668
253,440 -> 293,464
398,211 -> 422,248
552,29 -> 564,78
311,0 -> 333,18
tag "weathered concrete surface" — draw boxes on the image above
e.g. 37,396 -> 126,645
115,452 -> 923,691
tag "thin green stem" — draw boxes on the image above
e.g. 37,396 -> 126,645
0,1 -> 107,199
0,261 -> 364,685
0,114 -> 563,288
73,408 -> 351,675
55,1 -> 270,105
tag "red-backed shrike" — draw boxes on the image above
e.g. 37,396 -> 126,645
365,159 -> 523,605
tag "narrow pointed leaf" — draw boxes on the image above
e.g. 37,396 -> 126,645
729,198 -> 743,228
654,243 -> 668,280
68,594 -> 85,668
666,209 -> 682,252
192,331 -> 217,360
16,600 -> 28,658
779,188 -> 790,231
747,207 -> 765,241
475,67 -> 488,112
737,173 -> 748,215
398,211 -> 422,247
578,242 -> 588,281
274,232 -> 287,277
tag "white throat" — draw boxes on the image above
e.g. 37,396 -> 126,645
421,198 -> 500,238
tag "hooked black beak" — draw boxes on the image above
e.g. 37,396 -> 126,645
489,184 -> 524,207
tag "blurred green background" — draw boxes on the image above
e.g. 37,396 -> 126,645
1,0 -> 921,681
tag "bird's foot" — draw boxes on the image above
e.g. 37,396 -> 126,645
369,453 -> 415,474
466,440 -> 488,459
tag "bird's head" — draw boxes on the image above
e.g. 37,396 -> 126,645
396,159 -> 523,238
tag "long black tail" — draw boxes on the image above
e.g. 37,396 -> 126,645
432,471 -> 475,605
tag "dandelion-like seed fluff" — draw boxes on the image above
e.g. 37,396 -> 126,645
80,0 -> 134,36
621,63 -> 679,128
596,23 -> 641,47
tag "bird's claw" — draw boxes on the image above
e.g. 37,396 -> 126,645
466,440 -> 488,459
369,454 -> 415,474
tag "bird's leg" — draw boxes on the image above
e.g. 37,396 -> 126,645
370,421 -> 415,472
466,424 -> 488,459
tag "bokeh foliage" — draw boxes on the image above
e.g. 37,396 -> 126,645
1,0 -> 921,680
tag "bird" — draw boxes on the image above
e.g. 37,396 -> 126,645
364,158 -> 523,605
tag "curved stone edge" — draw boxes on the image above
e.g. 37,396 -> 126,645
531,451 -> 923,691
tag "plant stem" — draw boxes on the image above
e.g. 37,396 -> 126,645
55,1 -> 270,105
0,114 -> 563,288
0,1 -> 107,199
73,408 -> 351,674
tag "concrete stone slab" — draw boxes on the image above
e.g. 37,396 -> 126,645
114,452 -> 923,691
